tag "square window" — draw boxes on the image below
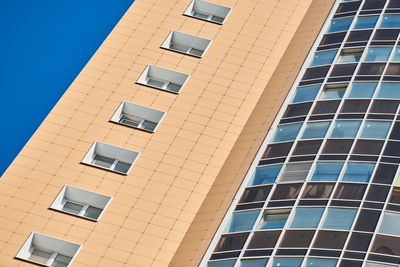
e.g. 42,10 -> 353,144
239,186 -> 272,203
319,84 -> 347,99
371,234 -> 400,256
258,209 -> 290,230
16,232 -> 81,267
330,120 -> 361,138
214,233 -> 249,252
347,82 -> 377,99
291,85 -> 321,103
183,0 -> 232,24
247,231 -> 281,249
292,140 -> 323,156
363,47 -> 393,62
263,142 -> 294,158
321,208 -> 357,230
380,14 -> 400,28
377,82 -> 400,99
342,162 -> 375,183
289,208 -> 324,229
311,162 -> 344,182
310,50 -> 338,66
327,17 -> 354,33
301,122 -> 331,139
50,185 -> 112,221
353,16 -> 379,29
353,209 -> 381,232
323,139 -> 354,154
250,165 -> 282,186
272,123 -> 302,143
81,141 -> 139,175
360,120 -> 392,139
161,31 -> 211,57
389,188 -> 400,204
224,210 -> 260,233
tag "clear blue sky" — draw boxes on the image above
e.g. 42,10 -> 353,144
0,0 -> 134,176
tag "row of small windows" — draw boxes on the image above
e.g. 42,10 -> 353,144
328,14 -> 400,34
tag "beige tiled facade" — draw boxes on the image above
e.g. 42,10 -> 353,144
0,0 -> 333,266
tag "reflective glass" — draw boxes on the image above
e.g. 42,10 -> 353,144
225,210 -> 260,233
392,47 -> 400,62
365,262 -> 396,267
322,208 -> 357,230
327,17 -> 354,33
319,86 -> 347,99
305,258 -> 338,267
273,123 -> 302,143
360,121 -> 391,139
259,209 -> 290,230
363,47 -> 393,62
330,120 -> 361,138
337,50 -> 363,63
250,165 -> 282,185
342,162 -> 375,183
301,122 -> 331,139
377,82 -> 400,99
279,163 -> 312,182
353,16 -> 379,29
378,212 -> 400,236
240,259 -> 268,267
208,260 -> 236,267
84,206 -> 102,220
291,85 -> 321,103
271,257 -> 303,267
347,82 -> 377,98
289,208 -> 324,229
310,50 -> 338,66
311,162 -> 344,181
380,15 -> 400,28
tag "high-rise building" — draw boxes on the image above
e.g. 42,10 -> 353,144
7,0 -> 400,266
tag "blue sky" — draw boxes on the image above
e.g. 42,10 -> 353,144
0,0 -> 134,176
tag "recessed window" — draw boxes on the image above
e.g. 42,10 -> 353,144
110,101 -> 166,132
311,162 -> 344,182
183,0 -> 231,24
81,141 -> 140,175
50,185 -> 111,221
289,208 -> 324,229
16,232 -> 81,267
258,209 -> 291,230
136,65 -> 189,94
319,84 -> 347,99
337,48 -> 363,63
161,31 -> 211,57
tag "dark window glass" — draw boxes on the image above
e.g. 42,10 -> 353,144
353,209 -> 381,232
339,260 -> 362,267
386,63 -> 400,76
312,100 -> 341,115
370,100 -> 400,114
337,1 -> 361,13
362,0 -> 386,9
271,184 -> 302,200
347,30 -> 372,42
372,164 -> 398,185
302,66 -> 330,80
247,231 -> 281,249
331,64 -> 358,77
302,183 -> 334,199
352,139 -> 384,155
357,63 -> 386,75
373,29 -> 400,40
389,122 -> 400,140
366,185 -> 390,202
371,234 -> 400,256
340,100 -> 370,113
388,0 -> 400,8
279,230 -> 315,248
313,230 -> 349,249
334,183 -> 367,200
346,232 -> 373,251
292,140 -> 323,156
263,142 -> 294,159
214,233 -> 249,252
283,103 -> 313,118
389,188 -> 400,204
239,186 -> 272,203
384,141 -> 400,157
323,139 -> 354,154
320,32 -> 346,46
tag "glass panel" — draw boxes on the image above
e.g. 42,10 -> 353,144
321,208 -> 357,230
289,208 -> 324,229
279,163 -> 312,182
189,48 -> 204,56
147,78 -> 165,88
211,16 -> 224,23
348,30 -> 372,42
354,209 -> 381,232
337,50 -> 363,63
301,122 -> 330,139
305,258 -> 338,267
378,212 -> 400,236
291,85 -> 321,103
239,186 -> 271,203
114,161 -> 131,174
337,1 -> 361,13
214,233 -> 249,252
371,234 -> 400,256
193,11 -> 209,19
347,82 -> 377,99
142,120 -> 158,131
259,209 -> 290,229
357,63 -> 386,75
323,139 -> 354,154
225,210 -> 260,233
310,50 -> 338,66
373,29 -> 400,41
92,154 -> 114,168
380,15 -> 400,28
302,66 -> 330,80
311,162 -> 344,181
353,16 -> 379,29
346,232 -> 373,251
366,185 -> 390,202
392,47 -> 400,62
312,100 -> 340,115
240,259 -> 268,267
302,183 -> 334,198
62,201 -> 83,215
353,139 -> 384,155
334,183 -> 367,200
377,82 -> 400,99
271,183 -> 302,200
362,0 -> 385,10
363,47 -> 393,62
250,165 -> 282,185
372,163 -> 397,185
292,140 -> 322,156
365,263 -> 395,267
272,123 -> 302,143
342,162 -> 375,183
280,230 -> 315,248
271,257 -> 304,267
328,17 -> 354,33
330,120 -> 361,138
313,230 -> 348,249
51,254 -> 72,267
386,63 -> 400,75
360,121 -> 391,139
263,142 -> 294,158
29,249 -> 52,265
208,260 -> 237,267
248,231 -> 281,249
320,32 -> 346,45
84,206 -> 103,220
319,85 -> 347,99
389,0 -> 400,8
120,114 -> 141,127
283,103 -> 312,118
389,188 -> 400,204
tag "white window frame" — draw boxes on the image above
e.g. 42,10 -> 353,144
160,31 -> 212,58
183,0 -> 232,24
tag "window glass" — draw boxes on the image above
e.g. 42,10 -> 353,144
310,50 -> 338,66
214,233 -> 249,252
362,0 -> 386,10
357,63 -> 386,75
320,32 -> 346,46
225,210 -> 260,233
348,30 -> 372,42
292,140 -> 322,156
263,142 -> 293,159
330,120 -> 362,138
370,100 -> 400,114
323,139 -> 354,154
347,82 -> 377,99
271,183 -> 302,200
248,231 -> 281,249
360,121 -> 391,139
371,234 -> 400,256
363,47 -> 393,62
312,100 -> 341,115
289,208 -> 324,229
365,262 -> 395,267
337,1 -> 361,13
240,259 -> 268,267
259,209 -> 290,229
354,16 -> 379,29
378,212 -> 400,236
389,187 -> 400,204
302,183 -> 334,198
250,165 -> 283,186
327,17 -> 354,33
380,15 -> 400,28
340,99 -> 370,113
280,230 -> 315,248
319,85 -> 347,99
208,260 -> 236,267
337,50 -> 363,63
239,186 -> 272,203
271,257 -> 303,267
346,232 -> 373,251
372,163 -> 397,184
279,163 -> 312,182
301,122 -> 331,139
321,208 -> 357,230
313,230 -> 348,249
272,123 -> 302,143
305,258 -> 338,267
391,47 -> 400,62
377,82 -> 400,99
334,183 -> 367,200
291,85 -> 321,103
283,103 -> 312,118
84,206 -> 102,220
342,162 -> 375,183
354,209 -> 381,232
386,63 -> 400,75
373,29 -> 400,41
366,185 -> 390,202
311,162 -> 344,181
302,66 -> 330,80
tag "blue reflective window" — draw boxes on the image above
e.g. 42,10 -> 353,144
377,82 -> 400,99
301,122 -> 331,139
260,209 -> 290,230
311,162 -> 345,181
225,210 -> 260,233
347,82 -> 377,98
327,17 -> 354,33
208,260 -> 236,267
319,85 -> 347,99
305,258 -> 338,267
250,165 -> 282,185
392,47 -> 400,62
289,208 -> 325,229
291,85 -> 321,103
321,208 -> 357,230
360,121 -> 392,139
240,259 -> 268,267
380,15 -> 400,28
342,162 -> 375,183
363,47 -> 393,62
273,123 -> 302,143
330,120 -> 362,138
310,50 -> 338,66
353,16 -> 379,29
271,257 -> 304,267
